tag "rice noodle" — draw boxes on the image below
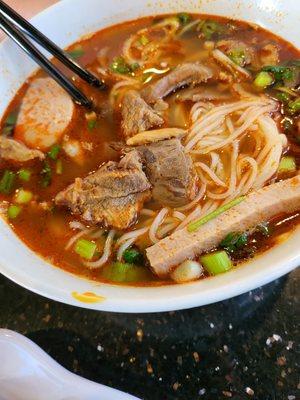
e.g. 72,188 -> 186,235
83,230 -> 115,269
117,237 -> 136,261
149,208 -> 169,243
116,227 -> 149,247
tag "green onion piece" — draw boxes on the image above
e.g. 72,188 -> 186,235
47,144 -> 61,160
0,170 -> 16,194
262,65 -> 294,83
288,98 -> 300,114
188,196 -> 246,233
7,204 -> 21,219
15,189 -> 33,204
278,156 -> 296,173
276,92 -> 290,103
68,46 -> 84,59
200,250 -> 232,275
138,34 -> 149,46
254,71 -> 273,88
41,162 -> 52,187
56,159 -> 63,175
123,248 -> 143,264
74,239 -> 97,260
18,168 -> 31,182
220,232 -> 248,253
110,57 -> 131,74
228,48 -> 245,66
201,20 -> 223,39
5,111 -> 18,126
87,119 -> 97,130
177,13 -> 191,25
130,62 -> 140,72
103,262 -> 149,283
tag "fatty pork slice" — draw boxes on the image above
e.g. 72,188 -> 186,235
146,175 -> 300,277
0,137 -> 44,162
55,151 -> 151,230
14,78 -> 74,151
137,138 -> 198,207
121,90 -> 164,139
142,63 -> 213,104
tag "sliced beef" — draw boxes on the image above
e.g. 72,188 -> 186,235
0,137 -> 44,162
55,151 -> 151,230
146,175 -> 300,277
137,138 -> 198,207
121,90 -> 163,139
142,63 -> 213,104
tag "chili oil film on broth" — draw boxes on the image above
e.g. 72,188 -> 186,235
0,13 -> 300,286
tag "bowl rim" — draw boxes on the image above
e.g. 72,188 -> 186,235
0,0 -> 299,313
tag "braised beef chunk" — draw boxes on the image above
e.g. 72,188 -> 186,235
137,138 -> 198,207
121,90 -> 164,139
55,151 -> 151,229
0,137 -> 44,162
142,63 -> 213,104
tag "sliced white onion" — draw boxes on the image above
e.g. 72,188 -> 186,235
171,260 -> 204,283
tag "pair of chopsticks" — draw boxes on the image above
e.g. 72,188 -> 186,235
0,0 -> 106,108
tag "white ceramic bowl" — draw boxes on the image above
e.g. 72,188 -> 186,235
0,0 -> 299,313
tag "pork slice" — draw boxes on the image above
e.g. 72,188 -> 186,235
121,90 -> 163,139
0,137 -> 44,162
146,175 -> 300,277
55,151 -> 151,229
137,138 -> 198,207
142,63 -> 213,104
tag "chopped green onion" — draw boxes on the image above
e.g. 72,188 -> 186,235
41,162 -> 52,188
177,13 -> 191,25
47,144 -> 61,160
256,222 -> 271,237
130,62 -> 140,72
220,232 -> 248,253
200,250 -> 232,275
18,168 -> 31,182
56,159 -> 63,175
87,119 -> 97,130
288,98 -> 300,114
254,71 -> 273,88
0,170 -> 16,194
5,111 -> 18,126
201,20 -> 223,39
276,92 -> 290,103
75,239 -> 97,260
228,48 -> 245,66
123,248 -> 143,264
188,196 -> 246,232
68,46 -> 84,59
7,204 -> 21,219
110,56 -> 131,74
103,262 -> 149,283
278,156 -> 296,173
15,189 -> 33,204
138,34 -> 149,46
262,65 -> 294,83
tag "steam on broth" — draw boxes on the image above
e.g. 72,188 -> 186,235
0,13 -> 300,285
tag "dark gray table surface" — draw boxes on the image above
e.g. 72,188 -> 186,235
0,269 -> 299,400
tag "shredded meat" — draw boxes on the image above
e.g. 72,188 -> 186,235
0,137 -> 44,162
55,151 -> 151,229
121,90 -> 163,139
142,63 -> 213,104
146,175 -> 300,277
136,138 -> 198,207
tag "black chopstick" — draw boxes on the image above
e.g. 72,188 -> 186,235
0,0 -> 105,89
0,14 -> 93,108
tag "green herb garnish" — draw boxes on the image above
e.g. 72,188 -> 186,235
47,144 -> 61,160
0,170 -> 16,194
